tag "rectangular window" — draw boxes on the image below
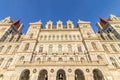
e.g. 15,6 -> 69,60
39,47 -> 43,53
78,46 -> 82,52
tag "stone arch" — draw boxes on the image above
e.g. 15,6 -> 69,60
74,69 -> 85,80
56,69 -> 66,80
93,69 -> 104,80
19,69 -> 30,80
38,69 -> 48,80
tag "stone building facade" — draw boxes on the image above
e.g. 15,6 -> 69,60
0,14 -> 120,80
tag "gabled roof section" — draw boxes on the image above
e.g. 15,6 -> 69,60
99,17 -> 108,27
13,19 -> 20,30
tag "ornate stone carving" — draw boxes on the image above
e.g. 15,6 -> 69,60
50,69 -> 54,73
33,68 -> 37,73
68,69 -> 72,73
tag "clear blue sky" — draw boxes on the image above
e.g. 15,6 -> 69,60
0,0 -> 120,33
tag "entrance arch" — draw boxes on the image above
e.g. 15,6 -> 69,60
93,69 -> 104,80
19,69 -> 30,80
56,69 -> 66,80
75,69 -> 85,80
38,69 -> 48,80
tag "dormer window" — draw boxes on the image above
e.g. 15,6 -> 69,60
46,20 -> 53,29
58,24 -> 61,27
67,20 -> 74,29
48,24 -> 51,29
68,24 -> 72,28
57,20 -> 63,29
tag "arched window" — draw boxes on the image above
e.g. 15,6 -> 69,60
57,35 -> 59,40
16,35 -> 21,42
78,46 -> 82,52
0,74 -> 3,80
40,35 -> 43,40
69,57 -> 74,61
61,35 -> 63,40
30,33 -> 33,39
48,24 -> 51,29
68,23 -> 72,28
39,46 -> 43,53
48,44 -> 53,52
118,44 -> 120,48
0,58 -> 4,65
68,44 -> 72,52
47,57 -> 51,61
14,45 -> 19,52
77,35 -> 80,40
44,35 -> 47,40
80,57 -> 85,63
65,35 -> 67,40
75,69 -> 85,80
110,44 -> 117,52
48,35 -> 51,40
102,44 -> 109,52
119,57 -> 120,60
24,43 -> 29,51
56,69 -> 66,80
19,69 -> 30,80
110,57 -> 118,68
9,36 -> 14,42
107,34 -> 113,40
100,34 -> 105,40
87,32 -> 91,38
38,69 -> 48,80
97,55 -> 103,63
4,58 -> 13,69
19,56 -> 24,61
37,58 -> 41,61
5,45 -> 12,53
58,57 -> 63,61
36,58 -> 41,63
58,24 -> 61,27
69,35 -> 72,40
53,35 -> 55,40
73,35 -> 76,40
0,46 -> 4,52
58,45 -> 62,52
91,42 -> 98,50
93,69 -> 104,80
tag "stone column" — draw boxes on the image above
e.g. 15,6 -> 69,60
49,74 -> 56,80
48,69 -> 56,80
85,74 -> 94,80
30,73 -> 38,80
67,74 -> 74,80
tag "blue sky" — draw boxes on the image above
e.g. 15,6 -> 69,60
0,0 -> 120,33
